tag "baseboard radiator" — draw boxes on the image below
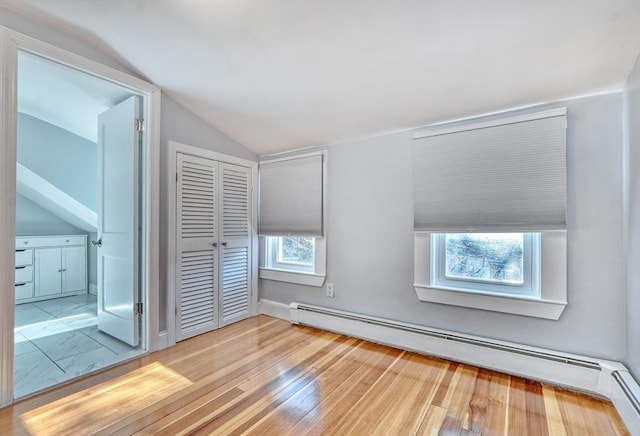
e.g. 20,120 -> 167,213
611,370 -> 640,434
289,302 -> 618,396
287,301 -> 639,431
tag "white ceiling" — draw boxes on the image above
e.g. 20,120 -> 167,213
18,51 -> 133,142
5,0 -> 640,155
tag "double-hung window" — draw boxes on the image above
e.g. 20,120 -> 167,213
412,108 -> 568,319
258,151 -> 327,287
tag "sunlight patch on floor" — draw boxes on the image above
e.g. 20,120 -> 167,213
19,362 -> 193,434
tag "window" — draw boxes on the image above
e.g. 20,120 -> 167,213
432,233 -> 540,297
258,150 -> 327,287
266,236 -> 315,273
411,108 -> 568,319
414,231 -> 566,320
260,235 -> 326,286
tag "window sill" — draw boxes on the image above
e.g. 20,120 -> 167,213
259,268 -> 326,287
414,284 -> 567,320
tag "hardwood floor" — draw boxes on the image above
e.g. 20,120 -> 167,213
0,315 -> 629,435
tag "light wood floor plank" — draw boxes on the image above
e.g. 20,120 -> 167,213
0,316 -> 629,435
98,324 -> 316,435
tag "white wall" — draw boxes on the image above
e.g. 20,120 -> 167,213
1,6 -> 257,333
624,54 -> 640,380
261,93 -> 626,361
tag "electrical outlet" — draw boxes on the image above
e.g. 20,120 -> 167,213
326,282 -> 335,298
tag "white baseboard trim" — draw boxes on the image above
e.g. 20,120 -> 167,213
89,283 -> 97,295
154,330 -> 169,352
259,299 -> 290,321
289,301 -> 639,432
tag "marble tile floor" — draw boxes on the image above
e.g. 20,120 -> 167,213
14,294 -> 141,399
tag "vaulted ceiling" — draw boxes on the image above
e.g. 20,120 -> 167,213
3,0 -> 640,155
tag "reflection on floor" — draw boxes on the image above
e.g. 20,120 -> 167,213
14,294 -> 141,398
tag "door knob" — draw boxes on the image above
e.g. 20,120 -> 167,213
91,239 -> 103,248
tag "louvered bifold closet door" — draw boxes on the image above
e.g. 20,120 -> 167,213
218,163 -> 252,327
176,153 -> 219,341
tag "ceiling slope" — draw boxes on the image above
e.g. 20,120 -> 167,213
3,0 -> 640,154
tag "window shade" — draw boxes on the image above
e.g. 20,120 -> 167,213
413,109 -> 567,232
259,154 -> 323,236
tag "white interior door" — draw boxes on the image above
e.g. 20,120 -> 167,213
218,163 -> 252,327
96,95 -> 140,347
176,153 -> 219,341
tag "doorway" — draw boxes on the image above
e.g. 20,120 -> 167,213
0,27 -> 161,405
13,52 -> 146,398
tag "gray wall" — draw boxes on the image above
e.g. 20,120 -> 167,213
17,112 -> 97,210
261,93 -> 626,361
1,6 -> 258,331
624,54 -> 640,380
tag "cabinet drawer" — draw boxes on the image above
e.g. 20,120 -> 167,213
15,265 -> 33,283
15,249 -> 33,266
15,282 -> 34,301
16,236 -> 86,248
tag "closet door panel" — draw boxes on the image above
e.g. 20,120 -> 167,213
218,163 -> 252,326
176,153 -> 219,341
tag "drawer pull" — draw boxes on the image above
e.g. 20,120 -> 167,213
15,266 -> 26,270
16,249 -> 26,252
15,283 -> 26,287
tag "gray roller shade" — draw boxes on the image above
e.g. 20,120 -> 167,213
259,153 -> 324,236
413,109 -> 567,232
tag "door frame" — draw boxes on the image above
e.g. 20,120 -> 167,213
166,141 -> 258,347
0,26 -> 161,406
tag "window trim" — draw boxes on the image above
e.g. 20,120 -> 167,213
259,236 -> 326,287
414,232 -> 567,320
432,233 -> 541,297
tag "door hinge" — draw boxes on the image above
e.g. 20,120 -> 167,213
135,119 -> 145,132
135,302 -> 143,315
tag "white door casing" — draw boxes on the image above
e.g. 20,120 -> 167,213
1,26 -> 160,406
175,153 -> 218,341
96,95 -> 140,347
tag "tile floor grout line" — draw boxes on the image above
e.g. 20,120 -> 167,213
25,336 -> 68,374
13,294 -> 142,398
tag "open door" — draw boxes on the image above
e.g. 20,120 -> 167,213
96,96 -> 140,346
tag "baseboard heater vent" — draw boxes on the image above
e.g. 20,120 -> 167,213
613,371 -> 640,415
287,300 -> 640,432
292,303 -> 599,370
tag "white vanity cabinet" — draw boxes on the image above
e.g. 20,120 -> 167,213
15,235 -> 88,304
